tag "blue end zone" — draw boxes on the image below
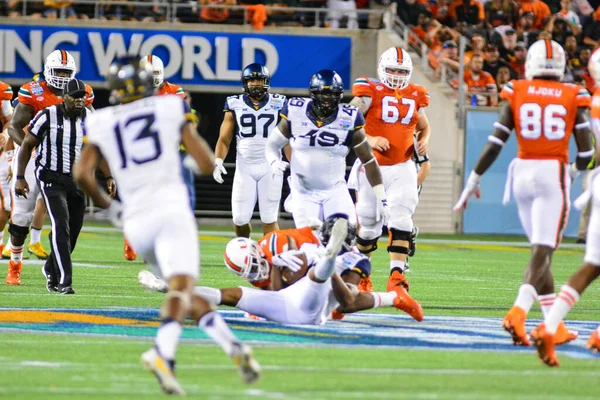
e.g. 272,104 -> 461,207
0,307 -> 598,360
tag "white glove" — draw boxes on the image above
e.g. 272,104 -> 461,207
453,171 -> 481,211
270,159 -> 289,176
568,162 -> 581,182
183,154 -> 201,175
107,200 -> 123,228
272,250 -> 304,272
213,158 -> 227,184
378,199 -> 391,225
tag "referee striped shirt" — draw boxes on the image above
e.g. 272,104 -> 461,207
28,104 -> 87,175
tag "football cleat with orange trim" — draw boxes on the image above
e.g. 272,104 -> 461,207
124,239 -> 137,261
331,310 -> 346,320
6,260 -> 22,285
502,306 -> 531,346
391,285 -> 423,321
358,276 -> 373,293
553,321 -> 579,345
586,327 -> 600,354
386,270 -> 409,292
531,323 -> 559,367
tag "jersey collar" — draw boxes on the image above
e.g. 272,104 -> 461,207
306,100 -> 337,128
243,93 -> 270,110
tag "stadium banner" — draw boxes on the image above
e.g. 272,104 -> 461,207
463,108 -> 583,237
0,23 -> 353,91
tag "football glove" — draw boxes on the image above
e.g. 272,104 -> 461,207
213,158 -> 227,184
568,162 -> 581,182
107,200 -> 123,228
270,160 -> 289,176
454,171 -> 481,211
377,199 -> 391,225
272,250 -> 304,273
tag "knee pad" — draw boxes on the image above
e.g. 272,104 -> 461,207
388,214 -> 414,233
356,236 -> 378,254
8,223 -> 29,242
232,213 -> 252,227
387,228 -> 411,254
10,211 -> 33,228
160,290 -> 192,319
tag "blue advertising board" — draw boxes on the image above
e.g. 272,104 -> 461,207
0,24 -> 352,90
463,109 -> 584,237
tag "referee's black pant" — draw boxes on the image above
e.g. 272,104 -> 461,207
38,169 -> 86,288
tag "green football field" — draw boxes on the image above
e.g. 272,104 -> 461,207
1,223 -> 599,399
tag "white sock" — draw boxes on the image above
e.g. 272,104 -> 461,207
198,311 -> 239,357
194,286 -> 222,305
546,285 -> 580,334
538,293 -> 556,318
0,231 -> 4,245
513,283 -> 537,314
5,239 -> 11,251
370,292 -> 396,308
10,239 -> 23,263
155,320 -> 183,361
30,228 -> 41,245
313,256 -> 336,281
390,259 -> 407,273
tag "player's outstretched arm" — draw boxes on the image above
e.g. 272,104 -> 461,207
181,122 -> 215,175
74,144 -> 113,209
572,108 -> 594,173
8,103 -> 34,146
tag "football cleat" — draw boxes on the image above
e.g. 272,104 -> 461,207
502,306 -> 531,346
553,321 -> 579,345
408,226 -> 419,257
386,270 -> 410,292
138,270 -> 168,293
331,310 -> 346,320
325,217 -> 348,259
124,239 -> 137,261
28,242 -> 49,260
531,323 -> 559,367
6,260 -> 22,285
42,265 -> 58,292
392,285 -> 424,321
230,342 -> 261,384
58,285 -> 75,295
358,276 -> 373,293
141,347 -> 185,396
586,327 -> 600,353
244,313 -> 266,321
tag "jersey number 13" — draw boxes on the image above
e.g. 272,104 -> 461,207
113,113 -> 162,169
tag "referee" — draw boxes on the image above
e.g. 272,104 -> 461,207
15,79 -> 89,294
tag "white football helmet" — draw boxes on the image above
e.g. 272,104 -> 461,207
525,39 -> 566,81
44,50 -> 76,90
223,237 -> 270,282
589,48 -> 600,86
378,47 -> 413,90
141,54 -> 164,88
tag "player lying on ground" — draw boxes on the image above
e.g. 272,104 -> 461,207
140,215 -> 424,323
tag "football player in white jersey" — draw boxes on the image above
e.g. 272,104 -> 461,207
213,63 -> 287,238
195,215 -> 423,324
74,56 -> 260,396
266,69 -> 390,228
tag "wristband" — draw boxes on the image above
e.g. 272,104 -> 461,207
215,158 -> 224,166
16,175 -> 25,180
467,171 -> 481,186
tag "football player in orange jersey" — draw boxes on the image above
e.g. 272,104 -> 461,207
0,81 -> 14,257
141,54 -> 185,98
454,40 -> 593,348
6,50 -> 100,285
530,48 -> 600,367
349,47 -> 431,294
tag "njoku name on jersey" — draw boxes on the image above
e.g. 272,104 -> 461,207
225,93 -> 286,164
284,97 -> 365,191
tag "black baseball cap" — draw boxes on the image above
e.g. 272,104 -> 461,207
63,78 -> 87,98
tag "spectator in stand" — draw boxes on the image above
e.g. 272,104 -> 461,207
554,0 -> 582,34
565,33 -> 579,61
326,0 -> 358,29
571,47 -> 595,91
546,15 -> 578,45
485,0 -> 519,28
583,8 -> 600,49
455,53 -> 498,106
448,0 -> 485,32
499,28 -> 518,62
133,0 -> 167,22
200,0 -> 236,24
367,0 -> 396,29
484,43 -> 516,80
431,0 -> 453,26
516,11 -> 541,47
496,65 -> 512,92
465,32 -> 486,62
437,40 -> 461,74
519,0 -> 551,30
411,12 -> 438,47
43,0 -> 77,19
508,42 -> 527,78
397,0 -> 429,26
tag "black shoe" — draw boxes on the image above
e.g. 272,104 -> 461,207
577,238 -> 586,244
57,285 -> 75,294
408,226 -> 419,257
41,266 -> 58,292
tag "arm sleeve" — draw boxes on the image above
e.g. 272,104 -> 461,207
1,100 -> 12,117
28,109 -> 48,139
175,85 -> 185,98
